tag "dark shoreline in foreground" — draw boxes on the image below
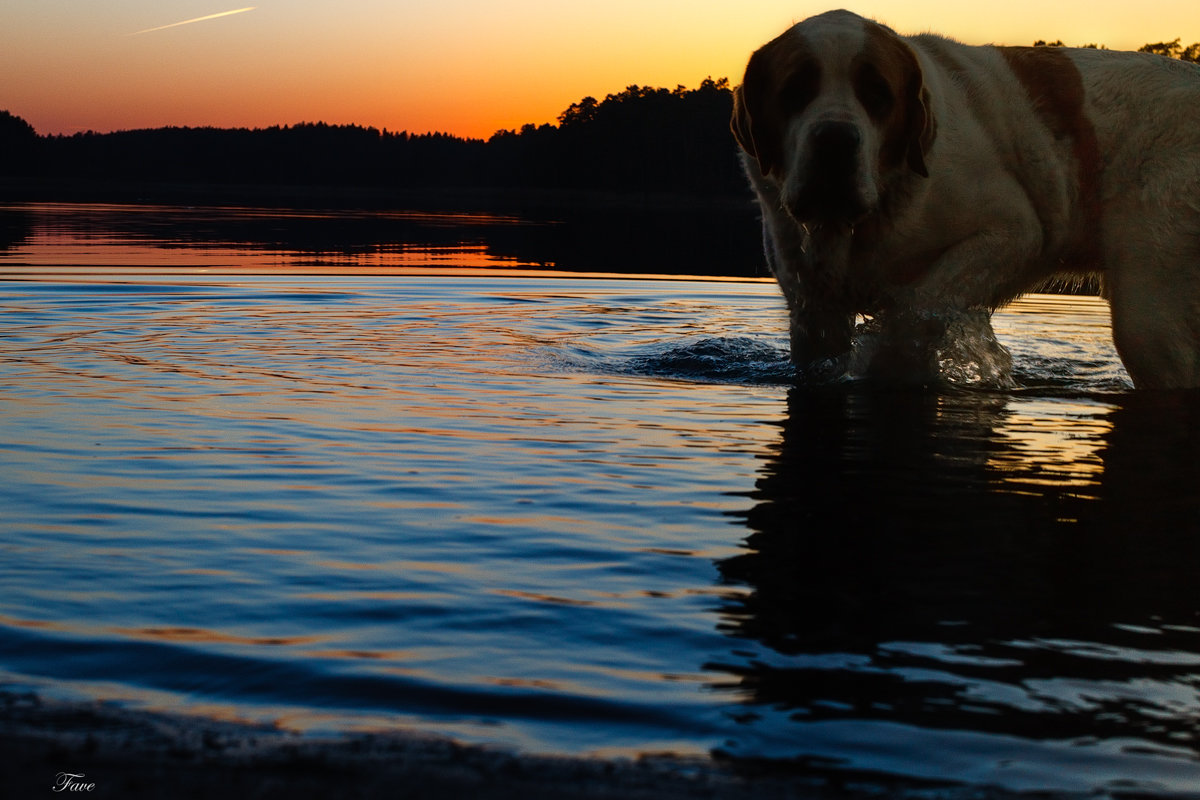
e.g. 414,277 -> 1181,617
0,691 -> 1068,800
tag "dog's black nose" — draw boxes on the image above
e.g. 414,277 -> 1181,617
809,121 -> 861,160
789,121 -> 866,224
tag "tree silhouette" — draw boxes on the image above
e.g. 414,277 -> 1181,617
0,110 -> 37,175
1139,38 -> 1200,61
487,77 -> 739,193
0,79 -> 742,196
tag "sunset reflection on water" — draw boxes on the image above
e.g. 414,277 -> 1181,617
990,400 -> 1111,494
4,203 -> 1200,794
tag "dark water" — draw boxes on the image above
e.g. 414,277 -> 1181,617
0,198 -> 760,277
2,203 -> 1200,794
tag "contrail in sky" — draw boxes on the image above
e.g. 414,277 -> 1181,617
130,6 -> 257,36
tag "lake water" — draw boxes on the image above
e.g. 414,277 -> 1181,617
2,203 -> 1200,795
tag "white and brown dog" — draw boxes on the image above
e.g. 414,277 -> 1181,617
732,9 -> 1200,388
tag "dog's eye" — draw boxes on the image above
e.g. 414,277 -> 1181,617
780,62 -> 821,115
855,65 -> 894,118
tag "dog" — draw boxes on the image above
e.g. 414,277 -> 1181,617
732,9 -> 1200,388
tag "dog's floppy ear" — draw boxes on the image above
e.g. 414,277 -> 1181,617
731,52 -> 778,177
904,61 -> 936,178
730,85 -> 757,161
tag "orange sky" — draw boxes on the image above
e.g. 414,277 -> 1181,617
2,1 -> 1196,139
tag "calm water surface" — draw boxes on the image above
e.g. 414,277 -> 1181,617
2,204 -> 1200,794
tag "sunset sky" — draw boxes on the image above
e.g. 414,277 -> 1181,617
2,1 -> 1196,139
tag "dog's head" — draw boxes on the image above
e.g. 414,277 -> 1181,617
732,10 -> 936,226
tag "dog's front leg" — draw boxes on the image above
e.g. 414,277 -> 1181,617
787,302 -> 856,378
873,222 -> 1039,386
759,213 -> 856,377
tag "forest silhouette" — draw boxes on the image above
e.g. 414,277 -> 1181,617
0,79 -> 745,201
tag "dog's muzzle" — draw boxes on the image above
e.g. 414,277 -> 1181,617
787,121 -> 869,224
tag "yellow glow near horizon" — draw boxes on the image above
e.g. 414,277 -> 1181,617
1,1 -> 1196,139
